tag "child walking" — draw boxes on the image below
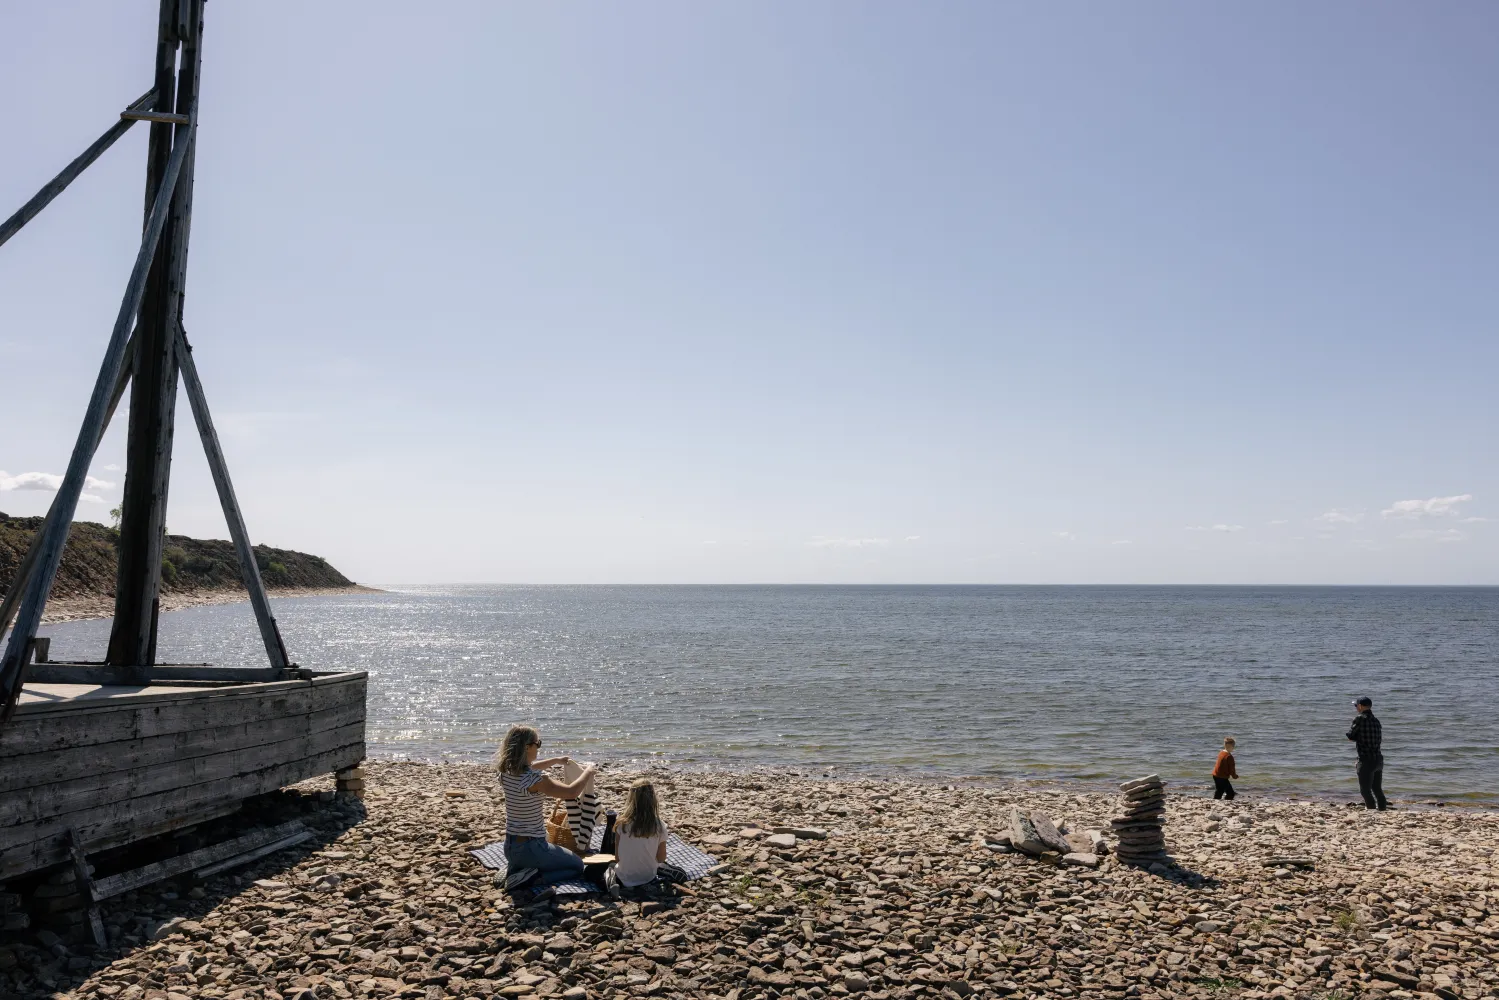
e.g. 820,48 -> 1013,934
608,779 -> 687,896
1212,737 -> 1239,800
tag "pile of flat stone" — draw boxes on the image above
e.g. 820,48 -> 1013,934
1111,774 -> 1167,864
1001,808 -> 1106,868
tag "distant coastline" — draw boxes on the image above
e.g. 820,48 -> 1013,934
1,510 -> 377,625
37,583 -> 383,625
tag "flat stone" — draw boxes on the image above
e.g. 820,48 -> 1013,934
765,833 -> 798,848
1061,852 -> 1100,868
1008,807 -> 1046,855
1030,812 -> 1072,854
773,826 -> 828,840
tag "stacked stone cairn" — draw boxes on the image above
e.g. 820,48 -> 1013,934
1111,774 -> 1167,864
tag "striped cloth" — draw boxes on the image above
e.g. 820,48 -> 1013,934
499,769 -> 546,837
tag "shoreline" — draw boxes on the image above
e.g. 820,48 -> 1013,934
28,758 -> 1499,1000
36,584 -> 383,625
361,750 -> 1498,812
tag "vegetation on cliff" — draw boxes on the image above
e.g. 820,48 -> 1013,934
0,512 -> 355,601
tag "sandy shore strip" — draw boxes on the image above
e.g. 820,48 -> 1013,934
12,760 -> 1497,1000
37,585 -> 384,625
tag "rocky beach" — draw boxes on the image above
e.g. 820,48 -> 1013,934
9,761 -> 1497,1000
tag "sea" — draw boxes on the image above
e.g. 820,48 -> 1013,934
36,585 -> 1499,805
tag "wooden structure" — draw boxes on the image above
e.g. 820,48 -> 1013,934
0,0 -> 366,890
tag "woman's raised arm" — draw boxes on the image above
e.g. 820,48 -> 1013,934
531,764 -> 596,799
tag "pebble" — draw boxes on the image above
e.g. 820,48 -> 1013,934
5,761 -> 1495,1000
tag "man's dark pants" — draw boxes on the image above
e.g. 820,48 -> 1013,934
1357,755 -> 1388,810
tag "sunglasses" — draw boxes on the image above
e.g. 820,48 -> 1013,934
528,740 -> 541,748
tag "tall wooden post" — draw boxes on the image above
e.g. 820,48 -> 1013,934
108,0 -> 203,670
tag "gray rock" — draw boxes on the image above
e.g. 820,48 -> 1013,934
1008,808 -> 1046,855
1029,812 -> 1072,855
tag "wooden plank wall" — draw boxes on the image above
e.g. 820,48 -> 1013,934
0,672 -> 366,881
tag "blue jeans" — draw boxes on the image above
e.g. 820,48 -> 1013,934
504,835 -> 584,887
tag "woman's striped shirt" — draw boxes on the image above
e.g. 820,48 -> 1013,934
499,768 -> 546,837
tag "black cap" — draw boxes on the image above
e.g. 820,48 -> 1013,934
1353,696 -> 1372,708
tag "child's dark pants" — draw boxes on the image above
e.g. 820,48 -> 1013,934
1213,777 -> 1236,800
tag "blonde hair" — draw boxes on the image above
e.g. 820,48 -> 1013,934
1223,737 -> 1236,748
497,725 -> 540,776
620,779 -> 663,840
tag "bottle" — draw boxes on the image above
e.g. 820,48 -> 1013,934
600,810 -> 618,855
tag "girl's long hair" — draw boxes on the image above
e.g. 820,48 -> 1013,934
620,779 -> 663,839
497,725 -> 539,776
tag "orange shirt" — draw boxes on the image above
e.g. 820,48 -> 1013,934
1213,750 -> 1238,779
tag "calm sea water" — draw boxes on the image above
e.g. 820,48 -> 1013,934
36,586 -> 1499,803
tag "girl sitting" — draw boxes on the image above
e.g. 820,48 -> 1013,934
609,779 -> 687,896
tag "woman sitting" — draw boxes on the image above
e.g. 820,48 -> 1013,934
496,725 -> 596,894
609,779 -> 687,897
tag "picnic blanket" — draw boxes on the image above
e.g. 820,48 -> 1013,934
469,826 -> 720,896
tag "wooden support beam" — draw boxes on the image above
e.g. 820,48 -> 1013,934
0,89 -> 155,251
91,821 -> 305,899
0,332 -> 138,640
176,324 -> 291,673
0,129 -> 193,724
66,828 -> 107,949
193,829 -> 312,880
110,0 -> 205,671
120,110 -> 189,125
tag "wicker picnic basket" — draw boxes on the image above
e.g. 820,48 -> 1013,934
545,804 -> 577,853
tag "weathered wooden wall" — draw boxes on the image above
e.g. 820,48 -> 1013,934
0,672 -> 365,881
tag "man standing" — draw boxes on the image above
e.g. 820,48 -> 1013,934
1347,696 -> 1388,810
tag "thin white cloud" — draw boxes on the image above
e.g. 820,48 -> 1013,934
1460,516 -> 1489,523
1315,509 -> 1362,525
0,470 -> 115,493
1055,530 -> 1077,541
1398,528 -> 1467,544
1268,519 -> 1288,526
808,537 -> 889,548
1382,494 -> 1473,520
1187,524 -> 1244,532
903,535 -> 921,543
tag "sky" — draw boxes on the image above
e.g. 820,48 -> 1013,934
1,2 -> 1496,585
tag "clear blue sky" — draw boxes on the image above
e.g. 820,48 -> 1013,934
2,2 -> 1495,584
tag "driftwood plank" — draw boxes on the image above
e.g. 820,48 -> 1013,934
0,739 -> 363,880
92,820 -> 304,899
193,829 -> 312,880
